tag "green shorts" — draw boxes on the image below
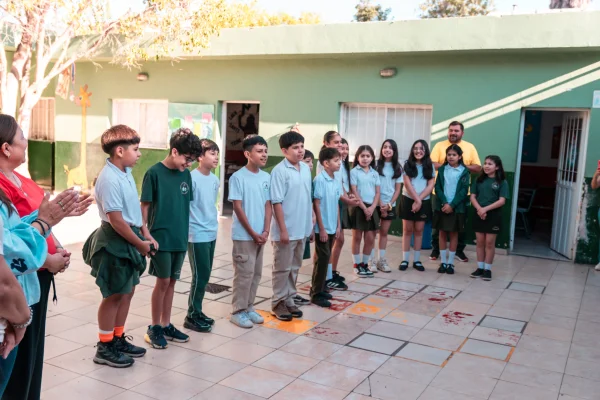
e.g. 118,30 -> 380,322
149,251 -> 186,279
303,239 -> 311,260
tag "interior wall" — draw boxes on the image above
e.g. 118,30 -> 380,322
522,111 -> 562,168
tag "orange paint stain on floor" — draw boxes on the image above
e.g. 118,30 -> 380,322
347,303 -> 382,315
263,318 -> 319,334
256,309 -> 277,324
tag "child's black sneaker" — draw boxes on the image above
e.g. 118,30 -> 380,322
293,295 -> 311,305
354,263 -> 371,278
437,263 -> 447,274
326,278 -> 348,291
94,341 -> 134,368
446,264 -> 455,275
333,271 -> 346,282
318,291 -> 333,300
399,261 -> 409,271
429,250 -> 440,260
413,261 -> 425,272
287,305 -> 303,318
199,312 -> 215,326
164,323 -> 190,342
184,316 -> 212,333
311,295 -> 332,308
483,269 -> 492,281
144,325 -> 168,349
456,250 -> 469,262
470,268 -> 485,278
114,334 -> 146,358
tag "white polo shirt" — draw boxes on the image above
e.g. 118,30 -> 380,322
95,159 -> 143,227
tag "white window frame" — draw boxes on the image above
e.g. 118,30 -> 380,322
30,97 -> 55,141
112,99 -> 169,149
339,102 -> 433,161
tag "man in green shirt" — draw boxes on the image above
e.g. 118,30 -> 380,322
141,128 -> 200,349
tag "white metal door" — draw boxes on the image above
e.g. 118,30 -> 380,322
550,112 -> 584,258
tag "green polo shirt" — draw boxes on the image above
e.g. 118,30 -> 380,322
471,177 -> 510,207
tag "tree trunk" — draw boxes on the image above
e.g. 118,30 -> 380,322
15,95 -> 35,178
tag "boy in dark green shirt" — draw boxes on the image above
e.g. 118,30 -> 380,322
141,128 -> 201,349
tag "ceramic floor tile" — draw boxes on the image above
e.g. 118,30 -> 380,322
41,376 -> 125,400
398,293 -> 454,317
169,332 -> 232,353
41,364 -> 81,392
516,334 -> 571,357
424,310 -> 482,337
45,346 -> 103,375
418,386 -> 483,400
253,349 -> 320,377
348,333 -> 404,355
382,310 -> 432,328
489,380 -> 559,400
460,339 -> 512,360
499,289 -> 541,303
136,343 -> 200,370
210,318 -> 255,338
375,357 -> 441,385
443,352 -> 506,379
331,290 -> 368,302
346,282 -> 381,294
299,304 -> 340,323
87,362 -> 167,390
208,338 -> 274,364
569,343 -> 600,363
479,316 -> 526,333
565,357 -> 600,382
43,336 -> 85,360
345,296 -> 398,319
109,392 -> 155,400
280,336 -> 343,360
431,368 -> 497,399
509,347 -> 567,373
507,282 -> 545,294
468,326 -> 521,347
572,329 -> 597,347
189,384 -> 264,400
366,373 -> 427,400
499,363 -> 563,392
530,311 -> 576,331
365,321 -> 419,341
270,379 -> 349,400
238,326 -> 298,348
326,346 -> 389,372
304,314 -> 378,344
172,354 -> 246,383
410,329 -> 465,351
524,322 -> 573,342
300,361 -> 370,391
421,286 -> 460,298
374,287 -> 416,301
220,366 -> 294,398
45,315 -> 89,336
396,343 -> 451,366
359,277 -> 393,287
386,281 -> 426,292
456,288 -> 504,305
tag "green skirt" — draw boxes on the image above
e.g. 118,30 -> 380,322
83,222 -> 147,298
433,211 -> 466,233
350,203 -> 380,232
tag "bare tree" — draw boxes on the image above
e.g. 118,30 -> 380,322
550,0 -> 591,8
420,0 -> 494,18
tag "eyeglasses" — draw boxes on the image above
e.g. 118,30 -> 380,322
184,156 -> 195,164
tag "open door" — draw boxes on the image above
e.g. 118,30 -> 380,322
550,112 -> 584,258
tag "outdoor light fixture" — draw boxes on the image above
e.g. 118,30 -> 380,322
380,68 -> 397,78
137,72 -> 149,81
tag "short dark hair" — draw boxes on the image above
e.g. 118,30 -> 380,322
303,150 -> 314,161
199,138 -> 220,156
319,147 -> 340,164
101,125 -> 140,155
242,135 -> 268,152
279,131 -> 304,149
170,128 -> 201,157
449,121 -> 464,132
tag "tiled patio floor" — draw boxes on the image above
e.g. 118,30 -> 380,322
40,218 -> 600,399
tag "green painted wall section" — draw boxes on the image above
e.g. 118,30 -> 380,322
28,140 -> 54,188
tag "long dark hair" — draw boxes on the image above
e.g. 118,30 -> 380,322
321,130 -> 341,151
341,138 -> 351,185
477,155 -> 506,184
404,139 -> 434,180
0,115 -> 20,215
376,139 -> 402,179
353,145 -> 376,169
443,144 -> 464,166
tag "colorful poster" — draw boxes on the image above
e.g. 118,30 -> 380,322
168,103 -> 215,140
522,110 -> 541,163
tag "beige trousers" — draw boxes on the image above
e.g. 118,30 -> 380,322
271,239 -> 304,308
231,240 -> 264,315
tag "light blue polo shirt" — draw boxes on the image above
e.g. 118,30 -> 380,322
380,162 -> 403,206
317,161 -> 344,192
189,169 -> 219,243
444,164 -> 466,204
402,164 -> 432,200
270,159 -> 313,241
228,167 -> 271,241
95,159 -> 143,227
350,166 -> 381,204
313,171 -> 342,234
340,163 -> 350,193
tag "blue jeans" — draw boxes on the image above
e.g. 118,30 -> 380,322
0,346 -> 18,397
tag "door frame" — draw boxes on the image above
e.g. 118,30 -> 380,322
218,100 -> 261,216
510,107 -> 591,260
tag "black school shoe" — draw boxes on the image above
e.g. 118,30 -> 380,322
145,325 -> 168,349
446,264 -> 455,275
354,263 -> 373,278
413,262 -> 425,272
318,291 -> 333,300
333,271 -> 346,282
294,295 -> 311,305
326,278 -> 348,291
311,294 -> 332,308
429,249 -> 440,260
94,341 -> 134,368
470,268 -> 485,278
114,334 -> 146,358
437,263 -> 447,274
399,261 -> 409,271
483,269 -> 492,281
456,250 -> 469,262
199,312 -> 215,326
163,323 -> 190,342
184,317 -> 212,333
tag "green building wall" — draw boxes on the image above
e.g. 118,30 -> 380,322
45,51 -> 600,262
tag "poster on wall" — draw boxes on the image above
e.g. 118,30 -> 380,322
168,103 -> 215,140
551,126 -> 562,159
522,110 -> 541,163
225,103 -> 259,151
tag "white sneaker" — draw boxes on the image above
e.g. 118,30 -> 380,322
368,259 -> 378,273
230,311 -> 253,328
595,263 -> 600,271
247,307 -> 264,324
377,258 -> 391,273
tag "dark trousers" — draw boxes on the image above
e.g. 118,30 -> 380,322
431,229 -> 467,253
0,347 -> 18,398
4,270 -> 53,400
311,234 -> 336,298
187,241 -> 216,320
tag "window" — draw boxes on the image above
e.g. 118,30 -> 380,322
30,98 -> 55,141
112,99 -> 169,149
340,103 -> 433,160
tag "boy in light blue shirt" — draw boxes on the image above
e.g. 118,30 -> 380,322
228,136 -> 272,328
185,139 -> 220,333
270,131 -> 313,321
311,148 -> 342,308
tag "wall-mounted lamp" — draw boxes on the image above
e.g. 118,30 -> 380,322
379,68 -> 397,78
137,72 -> 149,82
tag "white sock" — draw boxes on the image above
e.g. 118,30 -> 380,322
379,249 -> 386,259
326,264 -> 333,280
362,254 -> 370,264
353,254 -> 361,264
478,261 -> 485,270
370,249 -> 376,260
484,263 -> 492,270
448,251 -> 456,265
440,250 -> 448,264
403,251 -> 410,261
414,251 -> 421,262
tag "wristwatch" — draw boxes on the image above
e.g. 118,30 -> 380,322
12,307 -> 33,329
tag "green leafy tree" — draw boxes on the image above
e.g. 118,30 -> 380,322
354,0 -> 392,22
420,0 -> 494,18
550,0 -> 591,8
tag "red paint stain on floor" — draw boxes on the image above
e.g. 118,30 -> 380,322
442,311 -> 474,325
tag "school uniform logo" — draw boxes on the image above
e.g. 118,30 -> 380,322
213,181 -> 219,193
492,182 -> 500,190
262,181 -> 270,191
492,226 -> 500,231
10,258 -> 27,273
180,182 -> 190,195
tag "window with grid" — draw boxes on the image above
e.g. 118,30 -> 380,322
340,103 -> 433,160
30,98 -> 55,141
112,99 -> 169,149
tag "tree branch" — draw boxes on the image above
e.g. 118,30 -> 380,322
35,2 -> 51,87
